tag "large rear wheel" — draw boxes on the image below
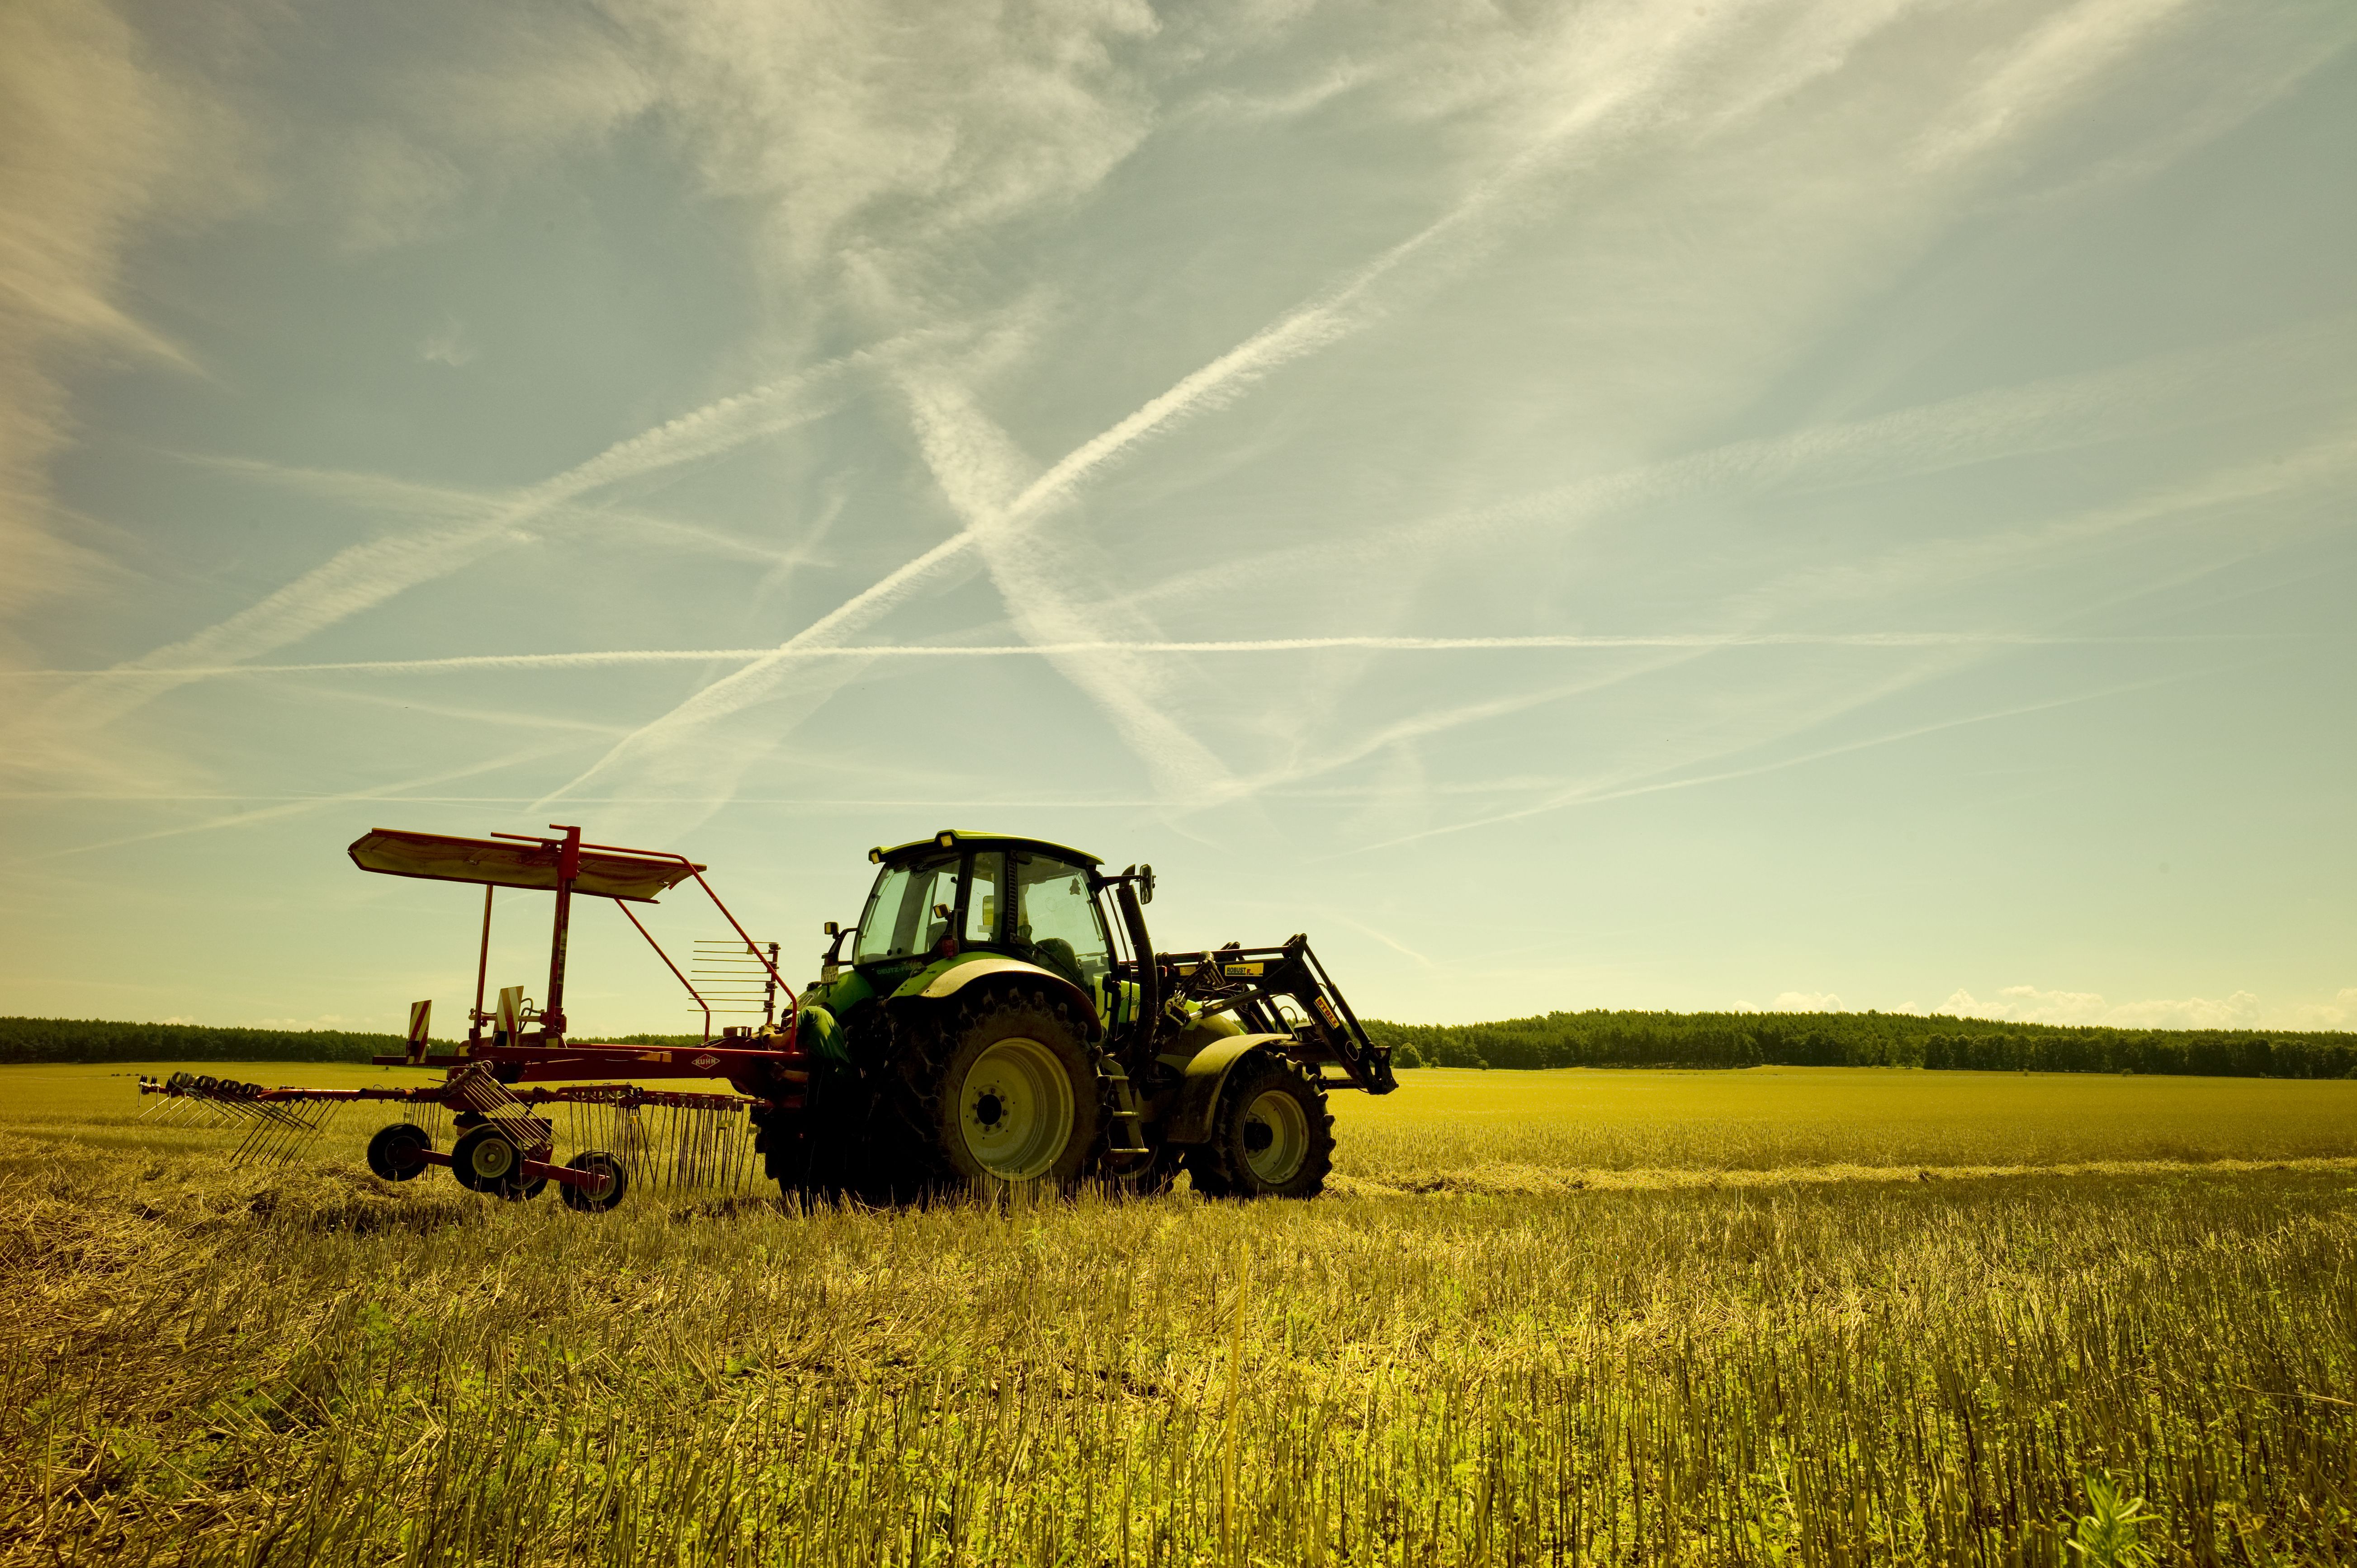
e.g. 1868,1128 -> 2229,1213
1188,1053 -> 1334,1200
910,991 -> 1103,1190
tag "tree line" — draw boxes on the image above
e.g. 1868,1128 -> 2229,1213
5,1010 -> 2352,1080
0,1016 -> 408,1065
1364,1009 -> 2357,1078
0,1018 -> 719,1065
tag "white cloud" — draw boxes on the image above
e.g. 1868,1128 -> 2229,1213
2287,990 -> 2357,1031
1731,992 -> 1846,1013
417,316 -> 476,368
549,0 -> 1160,321
1942,985 -> 2265,1030
325,9 -> 655,254
0,0 -> 246,632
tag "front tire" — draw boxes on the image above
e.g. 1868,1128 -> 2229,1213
1189,1053 -> 1334,1199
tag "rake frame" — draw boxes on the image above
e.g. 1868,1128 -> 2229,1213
146,822 -> 814,1209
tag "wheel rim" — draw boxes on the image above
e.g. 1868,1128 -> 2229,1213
958,1036 -> 1075,1181
1242,1089 -> 1310,1185
466,1133 -> 517,1182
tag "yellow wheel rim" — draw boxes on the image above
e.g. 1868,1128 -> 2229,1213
959,1036 -> 1075,1181
1242,1089 -> 1310,1185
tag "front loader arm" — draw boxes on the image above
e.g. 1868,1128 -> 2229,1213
1159,935 -> 1396,1094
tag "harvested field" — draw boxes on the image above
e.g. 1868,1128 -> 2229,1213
7,1064 -> 2355,1565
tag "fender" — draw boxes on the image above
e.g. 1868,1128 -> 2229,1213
1162,1033 -> 1295,1145
892,954 -> 1103,1038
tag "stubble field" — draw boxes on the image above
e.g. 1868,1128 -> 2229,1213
6,1063 -> 2356,1566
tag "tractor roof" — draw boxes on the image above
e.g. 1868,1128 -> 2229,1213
869,830 -> 1103,868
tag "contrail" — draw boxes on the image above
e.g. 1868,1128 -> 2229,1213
8,630 -> 2253,680
18,338 -> 909,748
1349,663 -> 2234,854
896,370 -> 1242,806
537,0 -> 1795,813
9,742 -> 584,866
543,0 -> 2210,818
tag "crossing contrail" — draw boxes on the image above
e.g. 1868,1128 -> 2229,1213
2,629 -> 2276,680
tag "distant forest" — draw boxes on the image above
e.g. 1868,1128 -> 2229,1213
0,1018 -> 701,1066
5,1010 -> 2352,1080
1367,1011 -> 2357,1078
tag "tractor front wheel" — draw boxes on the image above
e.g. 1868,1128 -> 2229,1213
1188,1053 -> 1334,1200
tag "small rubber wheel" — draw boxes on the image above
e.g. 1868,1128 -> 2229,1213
450,1124 -> 545,1200
559,1151 -> 629,1214
365,1123 -> 433,1182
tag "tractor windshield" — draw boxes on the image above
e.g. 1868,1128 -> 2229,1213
853,851 -> 962,964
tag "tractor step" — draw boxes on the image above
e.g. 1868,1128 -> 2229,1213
1099,1061 -> 1150,1163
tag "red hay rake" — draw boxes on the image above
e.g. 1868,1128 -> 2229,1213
139,824 -> 807,1211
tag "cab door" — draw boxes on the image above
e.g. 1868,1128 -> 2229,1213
1007,852 -> 1114,1014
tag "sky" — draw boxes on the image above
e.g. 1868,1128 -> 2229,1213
2,0 -> 2353,1038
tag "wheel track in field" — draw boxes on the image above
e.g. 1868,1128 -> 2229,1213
1330,1154 -> 2357,1198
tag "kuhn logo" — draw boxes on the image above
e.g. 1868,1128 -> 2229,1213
693,1052 -> 720,1070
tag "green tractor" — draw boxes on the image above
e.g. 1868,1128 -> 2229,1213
758,830 -> 1396,1200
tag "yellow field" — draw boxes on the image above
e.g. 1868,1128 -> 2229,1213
20,1062 -> 2357,1177
6,1063 -> 2356,1565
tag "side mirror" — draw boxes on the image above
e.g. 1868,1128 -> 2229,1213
933,903 -> 954,921
823,920 -> 839,937
1138,864 -> 1155,905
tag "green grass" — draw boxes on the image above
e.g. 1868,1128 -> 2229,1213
6,1065 -> 2356,1565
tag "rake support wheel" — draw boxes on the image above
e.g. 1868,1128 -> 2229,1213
365,1122 -> 433,1182
450,1124 -> 546,1201
559,1150 -> 629,1213
1188,1053 -> 1334,1200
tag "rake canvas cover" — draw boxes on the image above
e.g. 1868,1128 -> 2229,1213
348,830 -> 704,902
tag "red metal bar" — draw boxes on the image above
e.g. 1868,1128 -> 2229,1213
540,824 -> 582,1041
615,898 -> 713,1044
580,840 -> 797,1017
142,1076 -> 775,1109
469,884 -> 493,1046
402,1041 -> 809,1083
402,1148 -> 601,1192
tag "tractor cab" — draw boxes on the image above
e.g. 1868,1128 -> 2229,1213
850,831 -> 1117,1016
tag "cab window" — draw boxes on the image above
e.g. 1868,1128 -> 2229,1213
1010,853 -> 1111,987
853,852 -> 961,963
